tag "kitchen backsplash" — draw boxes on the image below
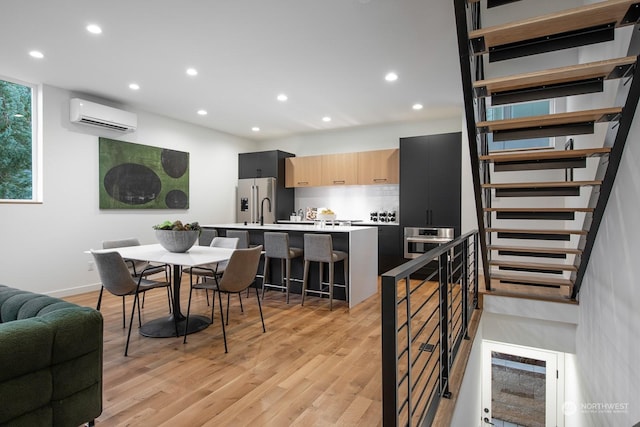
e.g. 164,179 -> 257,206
293,185 -> 399,223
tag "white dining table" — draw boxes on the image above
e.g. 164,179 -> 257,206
94,243 -> 234,338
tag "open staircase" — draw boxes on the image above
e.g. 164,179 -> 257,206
454,0 -> 640,301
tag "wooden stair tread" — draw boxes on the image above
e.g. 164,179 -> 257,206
474,56 -> 637,96
488,245 -> 582,255
480,147 -> 611,162
477,107 -> 622,132
485,207 -> 594,212
482,285 -> 578,304
490,260 -> 577,271
469,0 -> 638,54
482,180 -> 601,189
487,228 -> 587,235
492,272 -> 574,287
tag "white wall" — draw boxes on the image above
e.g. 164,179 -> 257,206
0,85 -> 257,296
570,100 -> 640,427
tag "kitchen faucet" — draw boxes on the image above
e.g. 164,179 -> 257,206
260,197 -> 272,226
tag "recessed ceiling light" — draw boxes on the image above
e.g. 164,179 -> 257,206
29,50 -> 44,59
86,24 -> 102,34
322,116 -> 332,122
412,103 -> 423,110
186,68 -> 198,76
252,127 -> 260,132
197,109 -> 207,116
277,94 -> 288,102
385,72 -> 398,82
129,83 -> 140,90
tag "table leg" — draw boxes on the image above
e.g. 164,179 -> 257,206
139,264 -> 210,338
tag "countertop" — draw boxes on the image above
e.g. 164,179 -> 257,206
201,223 -> 376,232
277,220 -> 399,227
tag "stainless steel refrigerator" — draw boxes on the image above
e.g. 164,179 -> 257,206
237,177 -> 276,224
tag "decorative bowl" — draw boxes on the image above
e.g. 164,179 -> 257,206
155,229 -> 199,253
317,213 -> 337,221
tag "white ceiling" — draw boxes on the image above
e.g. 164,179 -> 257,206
0,0 -> 463,141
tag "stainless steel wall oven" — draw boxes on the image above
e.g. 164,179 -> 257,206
403,227 -> 454,259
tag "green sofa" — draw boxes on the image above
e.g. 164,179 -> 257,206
0,284 -> 103,427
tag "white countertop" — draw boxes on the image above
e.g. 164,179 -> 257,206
202,223 -> 376,232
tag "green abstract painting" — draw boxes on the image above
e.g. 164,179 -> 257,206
99,137 -> 189,209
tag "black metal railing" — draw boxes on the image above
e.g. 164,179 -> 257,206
454,0 -> 491,290
381,230 -> 479,426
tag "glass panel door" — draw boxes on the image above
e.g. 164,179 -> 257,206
482,341 -> 559,427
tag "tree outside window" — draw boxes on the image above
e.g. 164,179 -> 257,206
0,78 -> 36,201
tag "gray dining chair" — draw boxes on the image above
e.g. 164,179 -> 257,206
99,238 -> 171,327
183,237 -> 242,334
91,250 -> 173,356
208,245 -> 265,352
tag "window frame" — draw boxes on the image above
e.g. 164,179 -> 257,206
0,75 -> 42,204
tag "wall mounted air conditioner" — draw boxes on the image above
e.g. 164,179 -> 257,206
69,98 -> 137,132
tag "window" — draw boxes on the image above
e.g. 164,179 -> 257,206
486,100 -> 553,152
0,76 -> 41,202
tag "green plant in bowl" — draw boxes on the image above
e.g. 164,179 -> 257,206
153,220 -> 201,252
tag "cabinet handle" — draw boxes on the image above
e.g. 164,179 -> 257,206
333,180 -> 345,184
373,178 -> 388,182
297,181 -> 308,185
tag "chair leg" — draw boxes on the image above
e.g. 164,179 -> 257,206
238,293 -> 244,313
121,296 -> 126,329
280,258 -> 285,292
285,259 -> 291,304
226,293 -> 231,325
329,262 -> 334,311
183,273 -> 195,344
124,293 -> 139,357
344,258 -> 349,302
136,293 -> 143,327
302,260 -> 310,306
261,256 -> 270,299
96,286 -> 104,311
255,287 -> 266,333
318,262 -> 324,303
217,290 -> 228,353
142,291 -> 146,308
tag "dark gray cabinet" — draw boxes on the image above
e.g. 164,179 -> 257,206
400,133 -> 461,236
238,150 -> 295,221
378,225 -> 403,274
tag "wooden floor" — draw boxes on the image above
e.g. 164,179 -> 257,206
64,278 -> 383,426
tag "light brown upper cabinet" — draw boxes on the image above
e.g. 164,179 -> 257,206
285,156 -> 322,188
321,153 -> 358,186
357,149 -> 399,185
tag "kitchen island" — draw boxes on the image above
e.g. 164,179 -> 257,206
202,223 -> 378,308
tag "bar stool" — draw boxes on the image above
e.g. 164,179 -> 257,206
262,232 -> 303,303
302,234 -> 348,311
226,230 -> 250,249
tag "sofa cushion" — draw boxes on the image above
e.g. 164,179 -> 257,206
0,288 -> 78,323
